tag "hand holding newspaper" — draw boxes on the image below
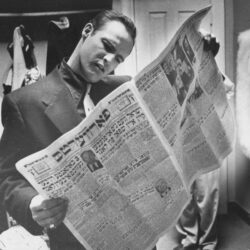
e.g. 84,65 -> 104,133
16,6 -> 234,250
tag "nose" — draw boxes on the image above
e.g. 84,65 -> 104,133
103,53 -> 116,65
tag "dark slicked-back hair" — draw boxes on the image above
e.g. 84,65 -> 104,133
90,10 -> 136,43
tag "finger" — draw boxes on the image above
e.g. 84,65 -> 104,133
47,199 -> 68,219
29,195 -> 66,211
42,197 -> 68,210
204,33 -> 212,40
45,205 -> 68,228
51,206 -> 68,226
34,203 -> 68,228
210,38 -> 220,57
203,36 -> 212,51
37,208 -> 67,228
31,199 -> 68,225
34,199 -> 68,220
203,37 -> 220,56
30,198 -> 66,216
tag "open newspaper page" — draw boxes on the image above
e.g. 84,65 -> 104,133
16,6 -> 234,250
134,6 -> 234,186
16,81 -> 189,250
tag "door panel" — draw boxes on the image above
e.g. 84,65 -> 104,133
135,0 -> 211,71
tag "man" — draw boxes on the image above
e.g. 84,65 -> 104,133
0,10 -> 136,250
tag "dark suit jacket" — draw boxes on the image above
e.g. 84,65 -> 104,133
0,65 -> 131,250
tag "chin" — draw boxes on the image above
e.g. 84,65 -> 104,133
82,73 -> 99,83
89,74 -> 102,83
86,70 -> 104,83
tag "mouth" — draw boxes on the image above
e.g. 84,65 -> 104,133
93,62 -> 104,73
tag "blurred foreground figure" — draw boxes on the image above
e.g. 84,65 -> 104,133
236,29 -> 250,158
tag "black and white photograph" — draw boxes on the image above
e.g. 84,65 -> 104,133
0,1 -> 249,250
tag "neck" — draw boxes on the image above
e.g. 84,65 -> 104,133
67,38 -> 87,81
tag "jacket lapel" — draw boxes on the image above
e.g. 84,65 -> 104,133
41,68 -> 131,134
42,69 -> 82,134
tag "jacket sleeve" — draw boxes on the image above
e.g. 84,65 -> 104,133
0,94 -> 42,234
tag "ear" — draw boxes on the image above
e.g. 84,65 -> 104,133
82,23 -> 94,38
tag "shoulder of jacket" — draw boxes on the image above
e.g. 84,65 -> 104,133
5,68 -> 63,104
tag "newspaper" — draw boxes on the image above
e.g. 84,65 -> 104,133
16,6 -> 234,250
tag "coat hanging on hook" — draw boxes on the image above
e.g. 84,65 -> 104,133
1,25 -> 42,94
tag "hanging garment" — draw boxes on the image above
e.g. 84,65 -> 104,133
1,42 -> 14,95
12,26 -> 27,91
18,25 -> 42,87
20,32 -> 37,69
1,61 -> 13,95
3,25 -> 42,92
46,16 -> 79,74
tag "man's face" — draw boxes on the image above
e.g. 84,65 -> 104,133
78,20 -> 134,83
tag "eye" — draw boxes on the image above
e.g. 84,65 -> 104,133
102,38 -> 124,64
115,55 -> 123,64
102,38 -> 115,53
